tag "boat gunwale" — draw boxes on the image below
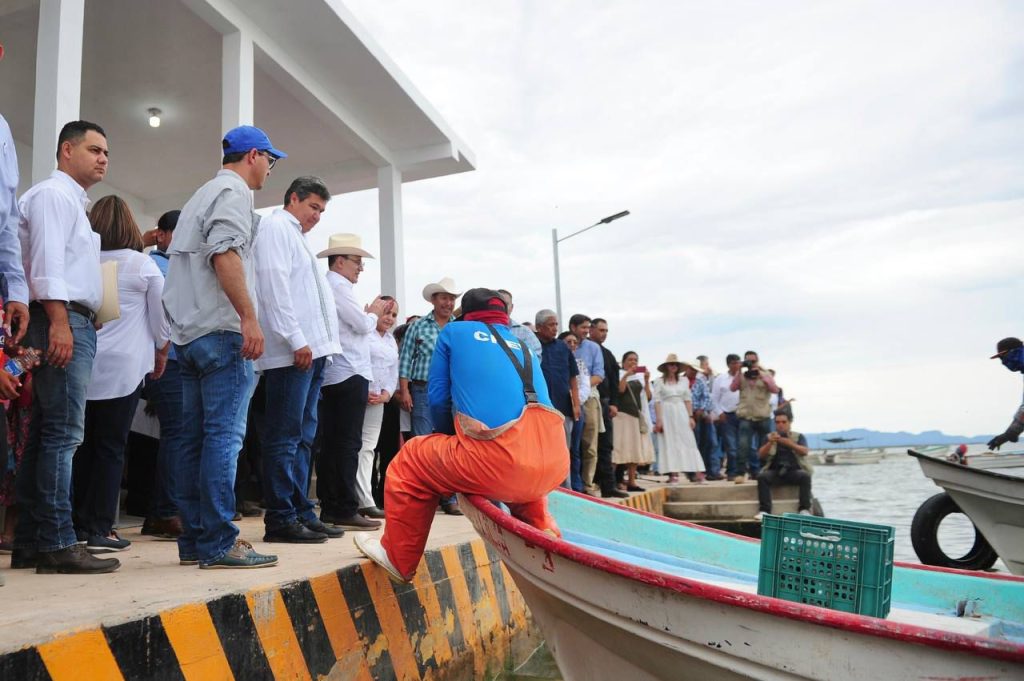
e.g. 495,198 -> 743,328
462,490 -> 1024,664
909,448 -> 1024,483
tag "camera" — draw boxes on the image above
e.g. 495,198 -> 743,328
741,359 -> 755,369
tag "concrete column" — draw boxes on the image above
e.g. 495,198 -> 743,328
221,31 -> 254,135
31,0 -> 84,183
377,165 -> 405,300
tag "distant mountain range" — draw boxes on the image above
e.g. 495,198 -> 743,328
804,429 -> 992,450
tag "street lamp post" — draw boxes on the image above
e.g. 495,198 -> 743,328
552,210 -> 630,325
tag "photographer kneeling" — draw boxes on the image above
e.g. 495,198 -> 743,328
753,412 -> 813,521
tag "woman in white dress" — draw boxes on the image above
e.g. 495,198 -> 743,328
612,351 -> 655,491
652,354 -> 705,484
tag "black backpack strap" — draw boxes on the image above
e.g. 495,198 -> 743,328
484,323 -> 538,404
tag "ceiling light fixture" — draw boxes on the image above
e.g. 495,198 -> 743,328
147,107 -> 162,128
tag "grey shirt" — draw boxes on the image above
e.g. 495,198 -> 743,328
162,169 -> 260,345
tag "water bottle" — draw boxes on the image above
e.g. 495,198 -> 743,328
4,347 -> 41,377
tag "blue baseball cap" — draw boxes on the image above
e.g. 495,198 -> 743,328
221,125 -> 288,159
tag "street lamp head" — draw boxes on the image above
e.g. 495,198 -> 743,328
599,210 -> 630,224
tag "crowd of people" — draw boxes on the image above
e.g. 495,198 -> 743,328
0,117 -> 810,580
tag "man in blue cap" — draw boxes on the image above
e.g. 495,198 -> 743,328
163,125 -> 286,569
989,337 -> 1024,451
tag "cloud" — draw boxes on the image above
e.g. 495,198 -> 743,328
311,0 -> 1024,435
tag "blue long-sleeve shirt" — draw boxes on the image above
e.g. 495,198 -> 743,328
428,321 -> 552,432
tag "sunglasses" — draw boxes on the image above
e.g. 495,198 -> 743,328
257,150 -> 278,170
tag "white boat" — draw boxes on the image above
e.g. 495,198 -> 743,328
823,447 -> 885,465
964,450 -> 1024,471
910,449 -> 1024,576
462,490 -> 1024,680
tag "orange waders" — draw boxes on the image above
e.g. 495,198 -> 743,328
380,403 -> 570,579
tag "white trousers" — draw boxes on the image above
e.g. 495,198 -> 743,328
356,403 -> 384,509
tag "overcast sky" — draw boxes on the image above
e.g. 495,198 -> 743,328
303,0 -> 1023,436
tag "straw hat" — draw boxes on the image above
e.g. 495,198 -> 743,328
657,353 -> 684,373
422,277 -> 461,302
316,233 -> 373,259
658,354 -> 700,373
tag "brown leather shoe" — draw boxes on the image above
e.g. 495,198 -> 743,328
36,544 -> 120,574
142,516 -> 183,540
359,506 -> 385,519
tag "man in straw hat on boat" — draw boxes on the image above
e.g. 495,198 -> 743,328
356,288 -> 569,583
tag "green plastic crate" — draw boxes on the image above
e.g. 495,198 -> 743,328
757,514 -> 895,619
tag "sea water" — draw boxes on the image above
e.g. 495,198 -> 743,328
812,447 -> 1010,570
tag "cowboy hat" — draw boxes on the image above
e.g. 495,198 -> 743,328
422,277 -> 461,302
316,233 -> 374,259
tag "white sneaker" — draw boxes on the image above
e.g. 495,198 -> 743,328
353,534 -> 410,584
753,511 -> 765,522
799,509 -> 813,516
734,474 -> 747,484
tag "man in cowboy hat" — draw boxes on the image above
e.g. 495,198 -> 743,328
162,124 -> 285,569
397,276 -> 462,514
317,233 -> 393,531
988,337 -> 1024,451
355,288 -> 568,584
253,177 -> 342,544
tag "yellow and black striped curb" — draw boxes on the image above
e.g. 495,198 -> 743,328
620,487 -> 665,515
0,540 -> 534,681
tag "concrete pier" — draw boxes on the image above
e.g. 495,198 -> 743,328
0,513 -> 539,680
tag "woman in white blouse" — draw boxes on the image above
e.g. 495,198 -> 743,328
355,296 -> 399,518
72,196 -> 170,553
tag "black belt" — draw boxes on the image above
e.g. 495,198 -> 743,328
31,301 -> 96,322
410,380 -> 427,387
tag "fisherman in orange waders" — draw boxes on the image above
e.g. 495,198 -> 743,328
355,288 -> 569,582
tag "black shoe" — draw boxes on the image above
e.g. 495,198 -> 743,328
359,506 -> 386,519
238,501 -> 264,517
440,501 -> 463,516
601,489 -> 629,499
327,514 -> 382,531
36,544 -> 120,574
301,519 -> 344,538
232,511 -> 243,521
705,473 -> 724,481
626,485 -> 645,492
263,521 -> 328,544
11,547 -> 38,569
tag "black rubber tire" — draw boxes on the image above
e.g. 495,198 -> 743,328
911,492 -> 998,571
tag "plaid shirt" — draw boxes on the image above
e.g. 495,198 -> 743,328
398,313 -> 453,382
691,374 -> 713,412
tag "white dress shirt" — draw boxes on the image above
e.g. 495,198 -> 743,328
323,271 -> 377,387
19,170 -> 102,309
368,330 -> 399,396
253,208 -> 341,371
711,371 -> 741,418
87,250 -> 170,400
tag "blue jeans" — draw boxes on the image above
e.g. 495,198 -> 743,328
717,412 -> 739,477
409,383 -> 433,436
175,332 -> 255,564
261,358 -> 325,530
145,359 -> 183,519
15,309 -> 97,552
569,414 -> 584,492
410,381 -> 455,506
737,417 -> 772,477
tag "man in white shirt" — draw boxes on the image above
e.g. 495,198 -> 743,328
254,177 -> 342,544
711,353 -> 742,480
14,120 -> 117,575
316,234 -> 392,531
